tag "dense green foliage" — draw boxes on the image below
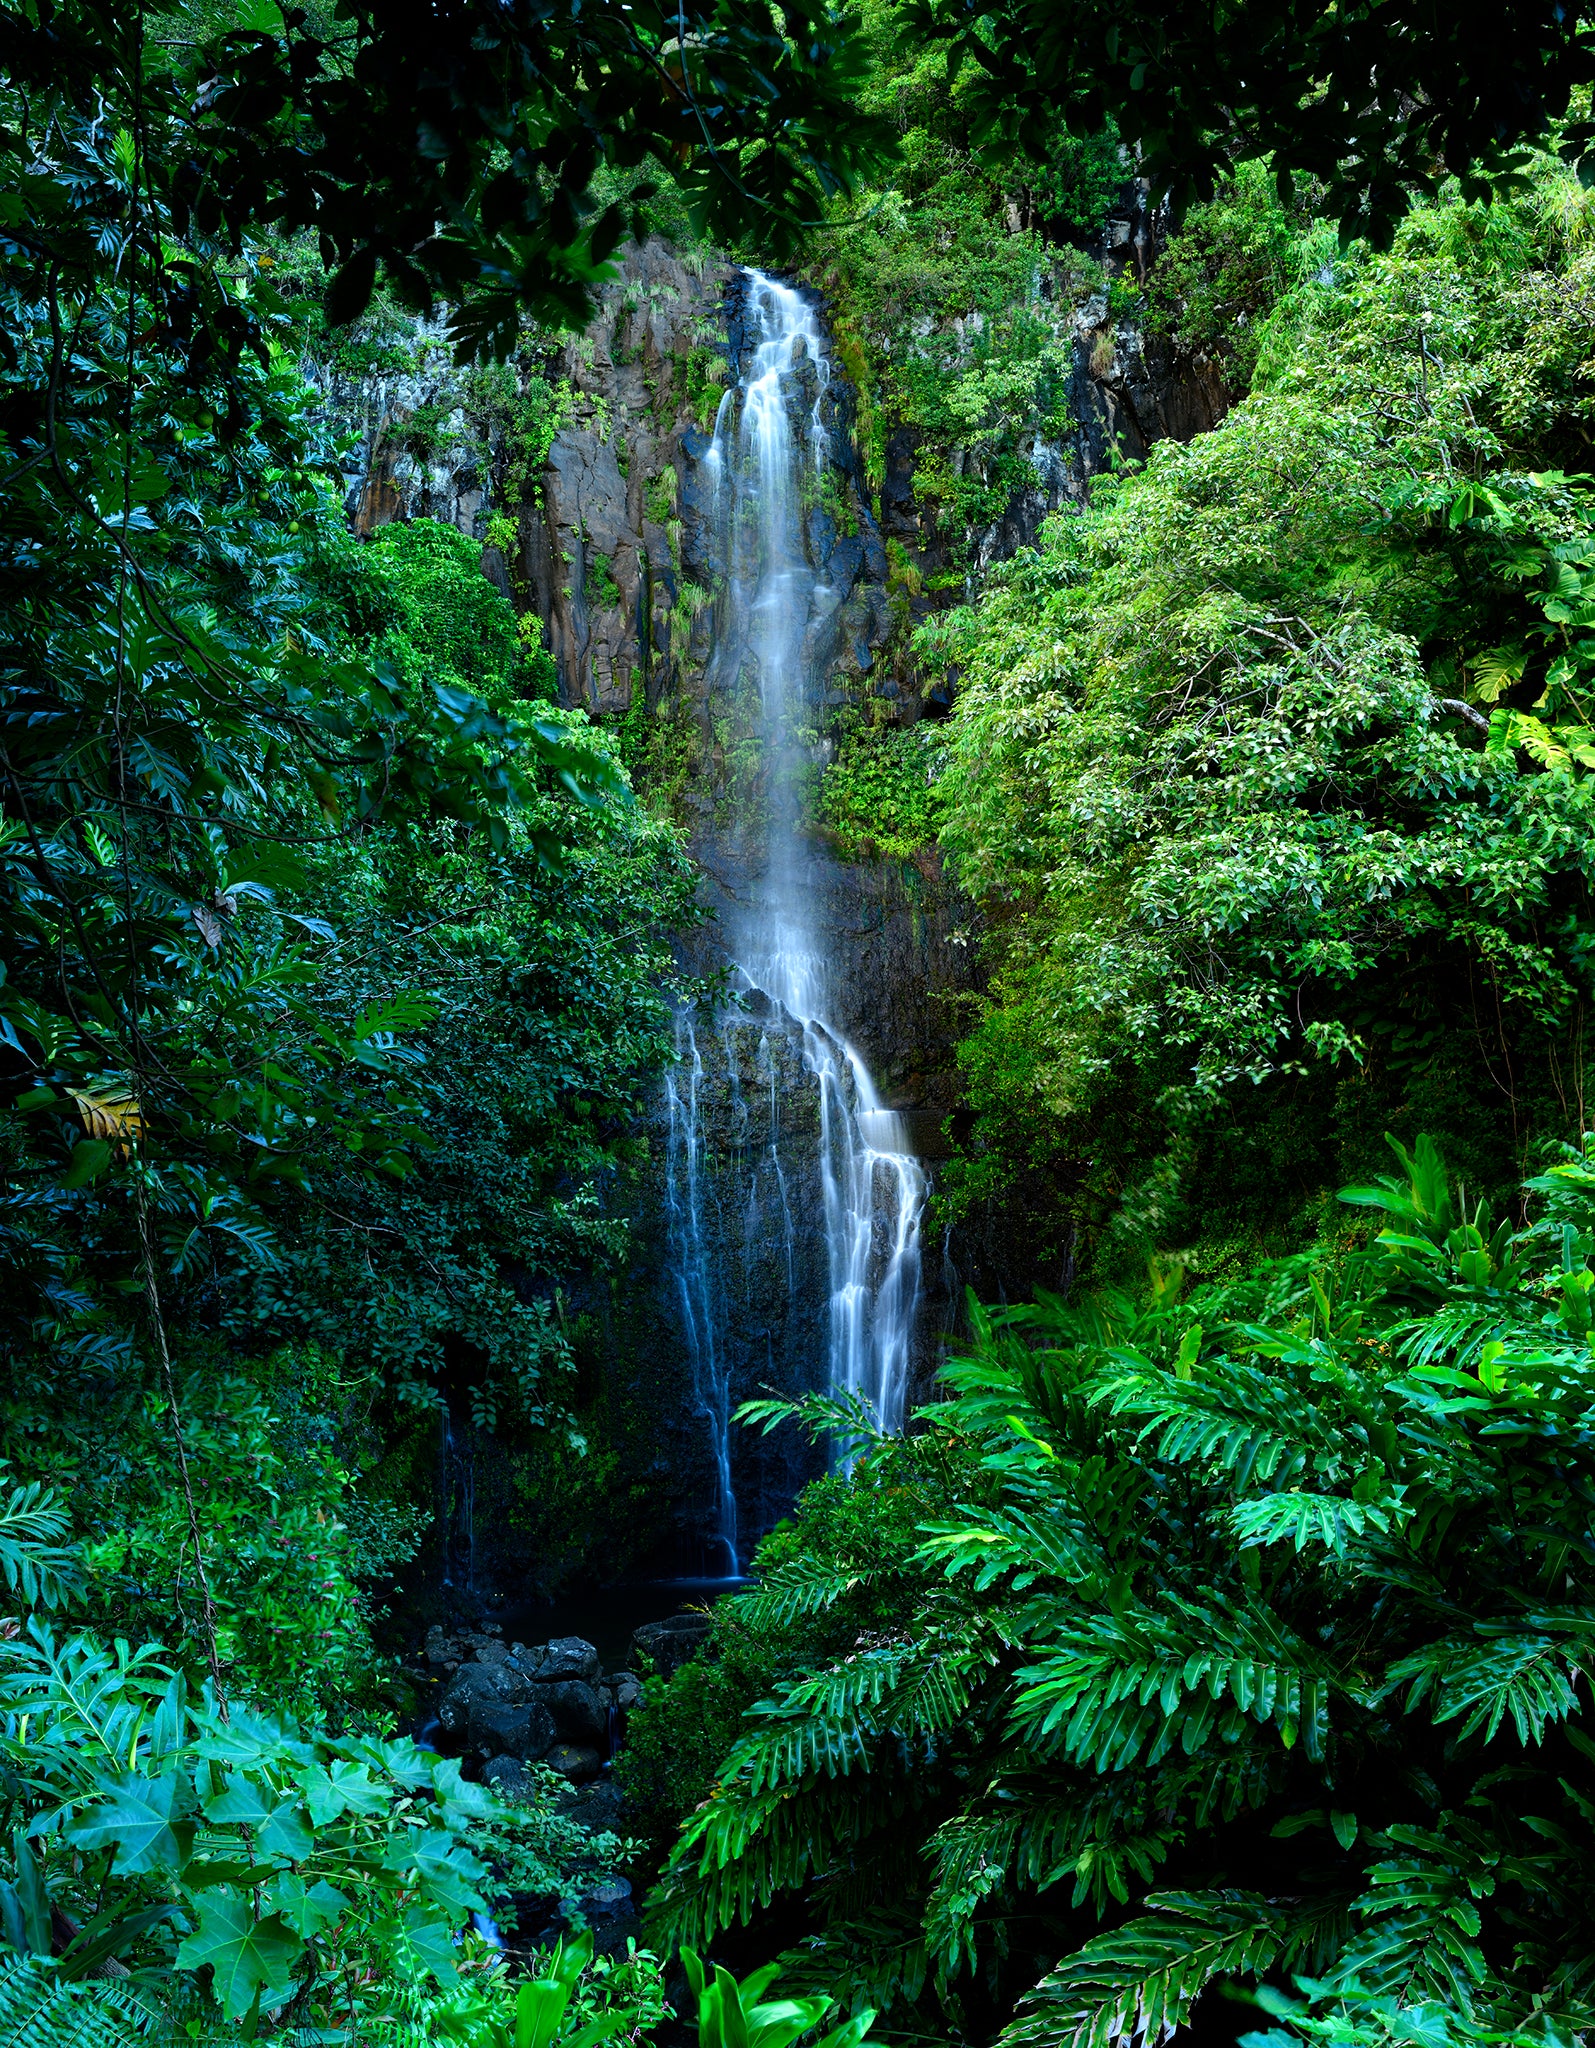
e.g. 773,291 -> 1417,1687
17,1 -> 1595,2042
921,0 -> 1595,243
926,163 -> 1595,1277
0,7 -> 712,2031
806,0 -> 1119,557
640,1140 -> 1595,2047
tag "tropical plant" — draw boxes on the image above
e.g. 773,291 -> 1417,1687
922,0 -> 1595,243
649,1134 -> 1595,2046
0,1474 -> 512,2035
927,168 -> 1595,1278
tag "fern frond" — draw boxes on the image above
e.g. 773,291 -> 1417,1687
660,1772 -> 919,1948
778,1905 -> 930,2012
1384,1628 -> 1584,1744
920,1502 -> 1110,1592
1015,1599 -> 1336,1767
1001,1890 -> 1288,2048
735,1557 -> 874,1630
1097,1358 -> 1359,1492
1230,1490 -> 1409,1557
0,1956 -> 180,2046
0,1473 -> 82,1611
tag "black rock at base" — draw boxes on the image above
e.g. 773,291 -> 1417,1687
543,1678 -> 605,1745
546,1742 -> 603,1782
631,1613 -> 711,1676
538,1636 -> 601,1683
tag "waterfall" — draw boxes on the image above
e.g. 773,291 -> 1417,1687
663,1013 -> 739,1576
663,271 -> 929,1564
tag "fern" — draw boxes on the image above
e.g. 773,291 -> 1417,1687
1229,1490 -> 1408,1556
1097,1358 -> 1359,1492
1384,1628 -> 1585,1744
661,1137 -> 1595,2043
1002,1892 -> 1291,2048
0,1957 -> 179,2046
735,1556 -> 875,1630
1015,1599 -> 1336,1767
0,1472 -> 82,1611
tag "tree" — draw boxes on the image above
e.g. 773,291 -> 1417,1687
923,0 -> 1595,242
11,0 -> 892,356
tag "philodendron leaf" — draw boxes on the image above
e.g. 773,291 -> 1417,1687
265,1874 -> 347,1937
68,1771 -> 196,1875
258,1799 -> 313,1863
402,1901 -> 460,1986
175,1889 -> 300,2018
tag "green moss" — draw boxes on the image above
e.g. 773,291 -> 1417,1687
585,546 -> 622,611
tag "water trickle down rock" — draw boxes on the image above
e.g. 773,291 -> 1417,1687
655,273 -> 934,1567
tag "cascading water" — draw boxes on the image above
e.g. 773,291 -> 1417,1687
663,271 -> 930,1566
663,1013 -> 738,1576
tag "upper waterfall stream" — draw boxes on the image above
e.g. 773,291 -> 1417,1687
664,272 -> 929,1573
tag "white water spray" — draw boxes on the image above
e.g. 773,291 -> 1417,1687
665,272 -> 927,1554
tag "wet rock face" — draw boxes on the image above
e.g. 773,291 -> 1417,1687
426,1630 -> 618,1771
630,1612 -> 712,1678
520,240 -> 738,717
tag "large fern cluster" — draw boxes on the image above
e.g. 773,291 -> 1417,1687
650,1137 -> 1595,2045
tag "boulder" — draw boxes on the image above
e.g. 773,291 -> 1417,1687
561,1779 -> 626,1833
611,1671 -> 643,1711
542,1679 -> 605,1746
481,1755 -> 533,1800
630,1613 -> 711,1677
546,1743 -> 603,1783
436,1662 -> 505,1737
470,1696 -> 556,1761
561,1876 -> 638,1956
537,1636 -> 601,1683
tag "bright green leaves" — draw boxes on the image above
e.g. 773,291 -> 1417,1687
68,1772 -> 197,1876
300,1758 -> 387,1826
1015,1605 -> 1336,1768
1229,1489 -> 1408,1556
1006,1892 -> 1293,2048
265,1874 -> 347,1937
659,1135 -> 1595,2039
0,1473 -> 82,1610
9,1583 -> 501,2025
1385,1629 -> 1588,1747
174,1890 -> 300,2019
681,1943 -> 877,2048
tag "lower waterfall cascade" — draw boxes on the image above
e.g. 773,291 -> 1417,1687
662,270 -> 931,1572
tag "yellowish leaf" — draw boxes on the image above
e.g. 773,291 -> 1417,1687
69,1087 -> 143,1153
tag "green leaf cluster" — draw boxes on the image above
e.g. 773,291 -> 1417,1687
643,1137 -> 1595,2044
929,165 -> 1595,1277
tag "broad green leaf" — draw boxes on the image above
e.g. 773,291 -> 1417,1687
174,1891 -> 300,2018
68,1772 -> 195,1875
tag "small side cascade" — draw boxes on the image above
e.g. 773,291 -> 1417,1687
660,269 -> 931,1555
439,1406 -> 477,1591
663,1012 -> 738,1575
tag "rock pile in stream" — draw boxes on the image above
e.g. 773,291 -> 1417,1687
423,1614 -> 711,1786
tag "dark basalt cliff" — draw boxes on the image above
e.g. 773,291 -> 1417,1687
314,219 -> 1227,1592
